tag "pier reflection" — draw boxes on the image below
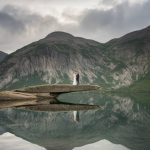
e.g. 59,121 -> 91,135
0,98 -> 100,112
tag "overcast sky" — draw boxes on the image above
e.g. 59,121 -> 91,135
0,0 -> 150,53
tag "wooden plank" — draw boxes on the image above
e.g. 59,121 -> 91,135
0,84 -> 100,107
15,84 -> 100,93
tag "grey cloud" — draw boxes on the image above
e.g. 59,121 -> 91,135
0,12 -> 25,33
80,9 -> 114,30
0,5 -> 58,34
0,0 -> 150,53
99,0 -> 118,6
0,5 -> 59,53
80,1 -> 150,34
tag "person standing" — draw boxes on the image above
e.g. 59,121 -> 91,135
73,72 -> 80,85
76,73 -> 79,85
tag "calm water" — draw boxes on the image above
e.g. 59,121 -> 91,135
0,91 -> 150,150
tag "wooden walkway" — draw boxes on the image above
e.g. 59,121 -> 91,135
15,84 -> 100,93
0,84 -> 100,110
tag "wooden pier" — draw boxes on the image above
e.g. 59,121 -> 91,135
0,84 -> 101,110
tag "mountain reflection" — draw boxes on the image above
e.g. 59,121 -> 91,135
0,92 -> 150,150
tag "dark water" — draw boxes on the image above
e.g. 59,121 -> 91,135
0,91 -> 150,150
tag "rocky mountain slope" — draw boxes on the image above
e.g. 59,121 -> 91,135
105,26 -> 150,88
0,26 -> 150,90
0,51 -> 7,63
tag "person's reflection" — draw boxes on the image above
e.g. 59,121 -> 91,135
73,111 -> 80,122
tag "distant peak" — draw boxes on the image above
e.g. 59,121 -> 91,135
144,25 -> 150,31
46,31 -> 74,39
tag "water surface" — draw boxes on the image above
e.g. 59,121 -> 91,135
0,91 -> 150,150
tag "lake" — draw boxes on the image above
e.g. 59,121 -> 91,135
0,91 -> 150,150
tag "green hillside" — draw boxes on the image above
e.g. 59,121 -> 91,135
129,72 -> 150,92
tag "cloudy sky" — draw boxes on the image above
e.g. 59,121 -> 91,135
0,0 -> 150,53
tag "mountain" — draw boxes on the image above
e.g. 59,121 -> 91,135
0,51 -> 7,63
0,27 -> 150,90
105,26 -> 150,90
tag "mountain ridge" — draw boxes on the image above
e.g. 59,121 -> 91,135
0,51 -> 8,63
0,26 -> 150,90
